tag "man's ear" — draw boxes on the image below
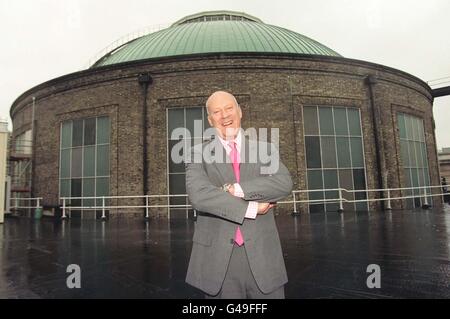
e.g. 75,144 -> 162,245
238,106 -> 242,119
207,115 -> 213,127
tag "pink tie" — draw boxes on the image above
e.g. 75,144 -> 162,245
229,141 -> 244,246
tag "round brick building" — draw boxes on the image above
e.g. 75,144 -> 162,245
9,11 -> 441,217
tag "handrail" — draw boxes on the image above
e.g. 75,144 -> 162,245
55,184 -> 449,220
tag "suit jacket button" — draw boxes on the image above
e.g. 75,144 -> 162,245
230,239 -> 234,244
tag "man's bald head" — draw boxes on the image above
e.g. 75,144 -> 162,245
206,91 -> 240,115
205,91 -> 242,140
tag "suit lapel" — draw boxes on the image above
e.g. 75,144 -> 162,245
205,134 -> 258,184
240,136 -> 258,182
207,138 -> 236,184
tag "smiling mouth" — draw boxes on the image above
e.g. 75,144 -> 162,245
223,120 -> 233,127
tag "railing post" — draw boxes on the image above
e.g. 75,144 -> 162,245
422,187 -> 430,209
337,188 -> 344,213
385,189 -> 392,210
292,191 -> 299,216
36,198 -> 41,209
62,198 -> 67,220
145,195 -> 150,220
101,196 -> 107,220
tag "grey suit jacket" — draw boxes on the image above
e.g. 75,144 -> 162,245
185,134 -> 293,296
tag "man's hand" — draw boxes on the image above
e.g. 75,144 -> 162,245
257,202 -> 276,215
227,184 -> 235,196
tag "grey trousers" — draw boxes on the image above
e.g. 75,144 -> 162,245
205,244 -> 285,299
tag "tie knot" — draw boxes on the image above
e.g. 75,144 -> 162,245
228,141 -> 237,150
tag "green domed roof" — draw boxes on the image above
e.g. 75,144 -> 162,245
92,11 -> 340,68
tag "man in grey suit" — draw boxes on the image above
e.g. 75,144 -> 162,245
185,91 -> 293,299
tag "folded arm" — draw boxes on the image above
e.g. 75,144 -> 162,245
239,145 -> 293,202
185,148 -> 248,224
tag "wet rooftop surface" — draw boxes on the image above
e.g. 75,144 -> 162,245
1,207 -> 450,299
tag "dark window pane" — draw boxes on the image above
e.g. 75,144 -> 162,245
61,121 -> 72,148
71,179 -> 82,197
411,168 -> 419,195
397,113 -> 406,139
169,174 -> 187,206
424,168 -> 430,186
168,108 -> 185,139
83,146 -> 95,177
412,117 -> 420,142
96,177 -> 109,195
350,137 -> 364,167
353,169 -> 367,211
409,141 -> 417,167
355,200 -> 368,211
305,136 -> 321,168
309,204 -> 325,213
403,168 -> 413,208
71,179 -> 82,207
60,179 -> 71,197
353,168 -> 366,190
400,140 -> 410,167
303,106 -> 319,135
71,148 -> 82,178
323,169 -> 339,212
169,139 -> 186,173
72,119 -> 83,147
186,108 -> 203,138
96,177 -> 109,206
421,145 -> 429,168
321,137 -> 337,168
336,137 -> 351,168
339,169 -> 354,210
97,145 -> 109,176
203,108 -> 211,131
333,108 -> 348,136
323,169 -> 338,190
82,178 -> 95,207
415,142 -> 423,168
347,108 -> 361,136
84,118 -> 96,146
404,168 -> 412,187
406,115 -> 414,140
319,107 -> 334,135
307,170 -> 324,202
60,149 -> 71,178
418,168 -> 425,188
97,117 -> 110,144
169,173 -> 186,194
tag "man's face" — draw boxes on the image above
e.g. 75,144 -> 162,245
207,93 -> 242,140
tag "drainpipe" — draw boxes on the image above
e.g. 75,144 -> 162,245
365,75 -> 388,209
138,73 -> 153,201
31,96 -> 36,199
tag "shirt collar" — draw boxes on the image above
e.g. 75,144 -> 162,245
217,129 -> 242,154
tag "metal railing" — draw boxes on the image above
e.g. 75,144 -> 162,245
286,185 -> 444,214
60,194 -> 191,220
10,197 -> 42,210
8,185 -> 446,220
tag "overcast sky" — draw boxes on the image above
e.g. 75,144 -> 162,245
1,0 -> 449,148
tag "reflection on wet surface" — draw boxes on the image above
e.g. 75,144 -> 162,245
1,208 -> 450,298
